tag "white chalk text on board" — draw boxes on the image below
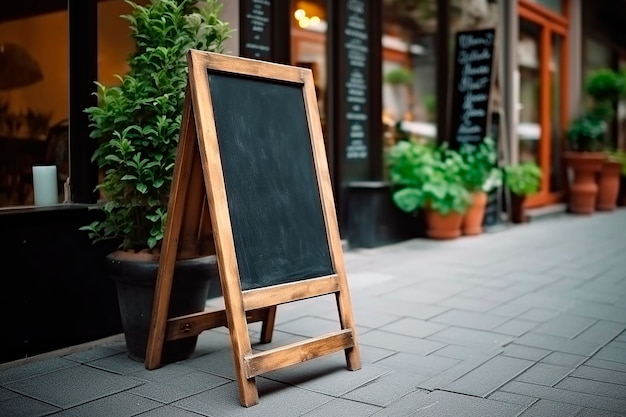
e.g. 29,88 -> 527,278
450,28 -> 495,148
243,0 -> 272,60
344,0 -> 369,160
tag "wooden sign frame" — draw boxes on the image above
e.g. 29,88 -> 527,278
145,50 -> 361,407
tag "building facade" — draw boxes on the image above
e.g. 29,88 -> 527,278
1,0 -> 625,233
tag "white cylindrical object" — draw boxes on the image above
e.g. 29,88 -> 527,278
32,165 -> 58,206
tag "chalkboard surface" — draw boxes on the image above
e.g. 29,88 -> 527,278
449,28 -> 495,150
207,72 -> 334,290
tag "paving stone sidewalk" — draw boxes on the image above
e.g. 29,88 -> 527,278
1,209 -> 625,416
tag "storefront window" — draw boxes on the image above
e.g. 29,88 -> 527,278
0,11 -> 68,207
527,0 -> 563,15
291,0 -> 327,131
517,19 -> 541,166
381,0 -> 439,153
0,1 -> 143,209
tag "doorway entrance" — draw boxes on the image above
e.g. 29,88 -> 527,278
517,1 -> 569,207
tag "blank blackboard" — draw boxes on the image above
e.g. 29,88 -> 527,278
207,73 -> 334,290
147,51 -> 361,406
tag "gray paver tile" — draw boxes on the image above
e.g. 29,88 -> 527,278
430,344 -> 489,360
0,358 -> 76,385
517,398 -> 582,416
593,346 -> 626,365
437,295 -> 503,312
382,317 -> 447,338
275,315 -> 341,338
427,326 -> 513,349
342,370 -> 428,406
133,405 -> 206,416
570,365 -> 626,385
574,321 -> 626,344
585,358 -> 626,373
533,314 -> 597,338
564,289 -> 623,304
42,392 -> 161,417
575,408 -> 626,417
488,303 -> 532,318
517,308 -> 562,322
493,318 -> 539,336
63,346 -> 124,363
350,309 -> 401,329
359,329 -> 445,355
0,386 -> 20,401
372,389 -> 525,417
515,332 -> 600,356
88,353 -> 150,376
4,365 -> 143,408
541,352 -> 588,368
374,352 -> 459,376
488,391 -> 537,406
502,344 -> 550,361
443,355 -> 533,397
358,344 -> 396,364
264,355 -> 389,397
301,397 -> 381,416
129,370 -> 230,403
173,379 -> 332,417
0,395 -> 61,417
515,363 -> 573,386
386,287 -> 452,304
556,376 -> 626,400
500,381 -> 626,413
429,309 -> 509,330
568,303 -> 626,324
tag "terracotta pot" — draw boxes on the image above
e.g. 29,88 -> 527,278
620,176 -> 626,207
563,151 -> 605,214
425,208 -> 463,239
462,191 -> 487,235
105,252 -> 216,362
509,193 -> 527,224
596,160 -> 623,211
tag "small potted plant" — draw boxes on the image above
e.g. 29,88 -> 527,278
80,0 -> 231,362
584,68 -> 626,103
503,162 -> 542,223
388,139 -> 470,239
459,136 -> 500,235
564,68 -> 626,214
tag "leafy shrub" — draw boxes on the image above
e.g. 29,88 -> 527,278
81,0 -> 231,252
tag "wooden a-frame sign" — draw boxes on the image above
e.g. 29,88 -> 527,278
145,50 -> 361,407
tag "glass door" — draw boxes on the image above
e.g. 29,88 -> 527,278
517,1 -> 568,207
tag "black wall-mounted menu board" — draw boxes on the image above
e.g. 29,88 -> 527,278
449,28 -> 496,150
240,0 -> 273,60
336,0 -> 371,179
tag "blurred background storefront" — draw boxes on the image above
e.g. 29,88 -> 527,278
1,0 -> 626,226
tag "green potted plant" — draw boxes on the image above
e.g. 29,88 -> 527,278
503,162 -> 542,223
458,136 -> 500,235
388,139 -> 470,239
584,68 -> 626,103
563,67 -> 626,214
80,0 -> 231,362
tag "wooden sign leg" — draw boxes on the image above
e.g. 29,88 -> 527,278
259,305 -> 277,344
145,92 -> 198,370
336,290 -> 361,371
